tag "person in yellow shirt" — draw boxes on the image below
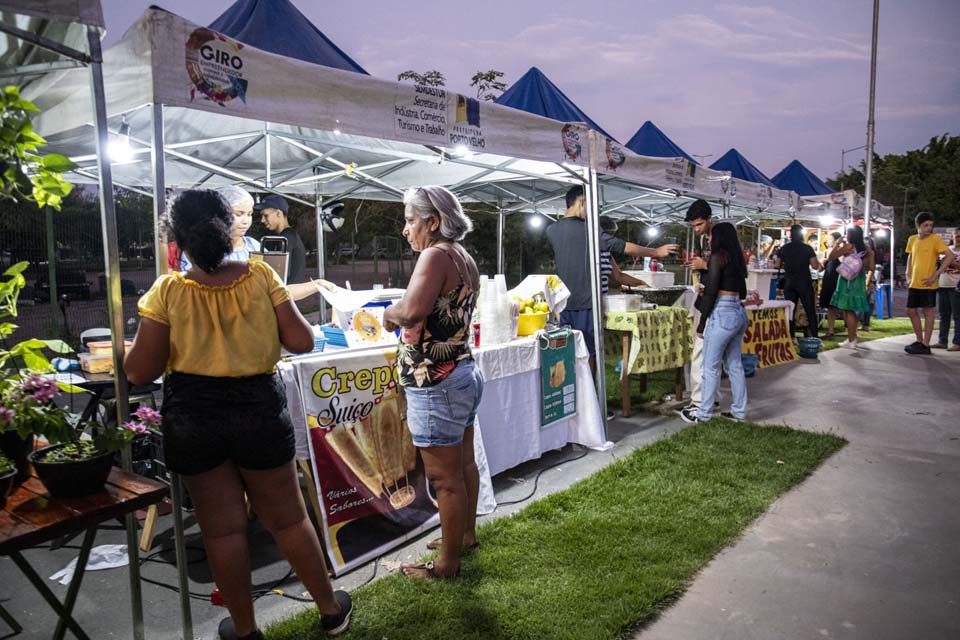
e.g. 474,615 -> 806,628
124,190 -> 352,639
904,212 -> 956,355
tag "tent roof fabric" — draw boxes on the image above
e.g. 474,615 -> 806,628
495,66 -> 616,141
624,121 -> 696,164
209,0 -> 366,73
0,0 -> 103,27
771,159 -> 832,196
709,148 -> 776,187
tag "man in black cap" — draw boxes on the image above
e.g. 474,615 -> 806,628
255,194 -> 307,284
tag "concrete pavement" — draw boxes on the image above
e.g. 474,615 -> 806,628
634,334 -> 960,640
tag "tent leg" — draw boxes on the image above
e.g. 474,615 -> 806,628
583,164 -> 607,433
152,104 -> 166,276
87,26 -> 142,640
497,202 -> 505,274
315,174 -> 328,325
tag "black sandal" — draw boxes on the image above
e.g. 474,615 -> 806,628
400,560 -> 460,580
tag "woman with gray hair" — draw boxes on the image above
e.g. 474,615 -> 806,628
383,185 -> 483,580
180,185 -> 261,271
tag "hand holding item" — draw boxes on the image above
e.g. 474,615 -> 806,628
685,256 -> 708,271
312,278 -> 339,293
383,316 -> 399,333
656,244 -> 679,258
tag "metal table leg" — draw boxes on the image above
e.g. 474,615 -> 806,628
53,527 -> 97,640
9,544 -> 93,640
0,602 -> 23,635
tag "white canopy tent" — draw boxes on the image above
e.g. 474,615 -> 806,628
25,6 -> 810,476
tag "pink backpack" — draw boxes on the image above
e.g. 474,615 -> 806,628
838,251 -> 864,281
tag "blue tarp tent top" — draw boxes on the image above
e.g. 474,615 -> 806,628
209,0 -> 367,74
771,159 -> 832,196
625,120 -> 695,164
495,66 -> 616,141
709,148 -> 775,187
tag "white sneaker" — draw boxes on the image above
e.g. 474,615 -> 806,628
839,340 -> 856,350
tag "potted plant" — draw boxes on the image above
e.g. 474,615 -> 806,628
0,451 -> 16,510
2,373 -> 139,498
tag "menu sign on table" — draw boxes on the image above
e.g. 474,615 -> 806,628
539,329 -> 577,428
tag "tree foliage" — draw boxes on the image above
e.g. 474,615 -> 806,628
470,70 -> 507,102
827,134 -> 960,237
0,86 -> 76,211
396,70 -> 446,87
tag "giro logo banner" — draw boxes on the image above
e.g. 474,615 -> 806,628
186,28 -> 248,106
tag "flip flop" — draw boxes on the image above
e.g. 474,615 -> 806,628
425,537 -> 480,552
400,560 -> 460,580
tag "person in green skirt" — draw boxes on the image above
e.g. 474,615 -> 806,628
830,225 -> 875,350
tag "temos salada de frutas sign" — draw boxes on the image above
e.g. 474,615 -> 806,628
741,306 -> 798,367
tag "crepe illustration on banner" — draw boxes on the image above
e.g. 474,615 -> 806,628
323,387 -> 417,509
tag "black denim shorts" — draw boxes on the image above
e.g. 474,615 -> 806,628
160,371 -> 296,476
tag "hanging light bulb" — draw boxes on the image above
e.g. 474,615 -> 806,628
528,215 -> 544,229
108,116 -> 133,163
646,226 -> 660,238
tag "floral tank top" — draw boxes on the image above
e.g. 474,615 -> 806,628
397,248 -> 478,388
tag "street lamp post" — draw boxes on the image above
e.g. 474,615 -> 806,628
839,144 -> 867,191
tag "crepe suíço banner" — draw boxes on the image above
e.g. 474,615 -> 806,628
294,348 -> 438,575
741,306 -> 798,368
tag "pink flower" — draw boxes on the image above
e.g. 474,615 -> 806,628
132,406 -> 161,426
122,420 -> 148,435
0,407 -> 14,424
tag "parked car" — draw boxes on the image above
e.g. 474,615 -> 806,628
332,242 -> 360,262
33,263 -> 91,302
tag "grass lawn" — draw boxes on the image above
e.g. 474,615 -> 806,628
604,363 -> 676,408
819,317 -> 914,351
266,421 -> 846,640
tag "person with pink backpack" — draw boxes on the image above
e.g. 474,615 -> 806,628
830,225 -> 875,350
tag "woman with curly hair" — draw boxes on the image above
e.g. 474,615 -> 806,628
125,190 -> 352,639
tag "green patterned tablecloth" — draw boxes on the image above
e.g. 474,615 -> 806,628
604,307 -> 692,376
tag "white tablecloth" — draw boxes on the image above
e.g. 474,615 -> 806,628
472,330 -> 611,477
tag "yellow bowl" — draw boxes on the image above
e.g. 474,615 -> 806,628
517,311 -> 548,336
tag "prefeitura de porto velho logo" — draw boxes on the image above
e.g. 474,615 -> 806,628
186,28 -> 248,106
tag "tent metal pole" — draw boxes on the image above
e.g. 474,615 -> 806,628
315,170 -> 328,324
497,196 -> 505,274
87,26 -> 143,640
862,0 -> 880,235
583,160 -> 608,433
265,123 -> 272,188
151,104 -> 166,276
889,223 -> 895,310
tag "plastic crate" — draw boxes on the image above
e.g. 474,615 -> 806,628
320,324 -> 348,347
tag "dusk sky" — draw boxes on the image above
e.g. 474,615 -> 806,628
102,0 -> 960,182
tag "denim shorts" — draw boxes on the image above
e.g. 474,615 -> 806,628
403,359 -> 483,448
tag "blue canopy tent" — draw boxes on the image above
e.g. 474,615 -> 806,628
495,66 -> 616,141
771,159 -> 832,196
209,0 -> 367,73
624,120 -> 696,164
709,148 -> 776,187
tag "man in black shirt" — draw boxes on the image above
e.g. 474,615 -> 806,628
546,185 -> 676,376
255,194 -> 307,284
680,199 -> 715,415
778,224 -> 822,338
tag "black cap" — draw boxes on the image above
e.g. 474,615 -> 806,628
254,194 -> 288,213
684,199 -> 712,222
